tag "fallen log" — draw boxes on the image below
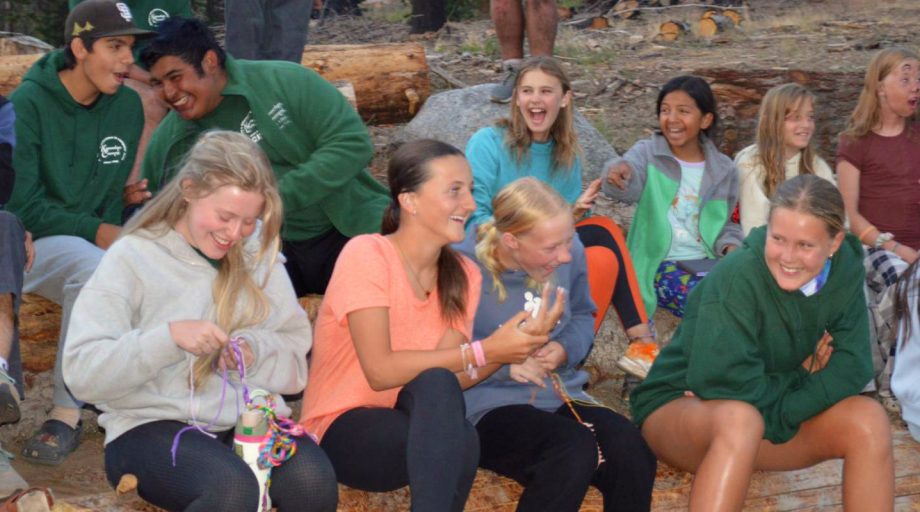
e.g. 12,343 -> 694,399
1,43 -> 430,125
300,42 -> 430,125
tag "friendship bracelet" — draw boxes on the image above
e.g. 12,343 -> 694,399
460,343 -> 478,380
471,340 -> 487,367
858,225 -> 876,244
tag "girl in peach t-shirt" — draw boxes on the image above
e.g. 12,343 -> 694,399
301,139 -> 559,511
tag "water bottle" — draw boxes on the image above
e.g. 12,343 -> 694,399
234,409 -> 271,511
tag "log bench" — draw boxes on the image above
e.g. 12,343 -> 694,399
18,294 -> 920,510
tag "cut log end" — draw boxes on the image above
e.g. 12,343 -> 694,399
699,15 -> 733,38
659,20 -> 691,41
590,16 -> 610,29
610,0 -> 640,19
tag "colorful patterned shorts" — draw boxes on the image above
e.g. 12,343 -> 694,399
654,260 -> 704,318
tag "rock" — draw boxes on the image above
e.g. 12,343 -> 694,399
400,83 -> 619,183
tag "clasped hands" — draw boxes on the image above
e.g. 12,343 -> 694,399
510,284 -> 569,387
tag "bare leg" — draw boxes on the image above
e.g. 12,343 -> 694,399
642,397 -> 763,512
525,0 -> 557,56
491,0 -> 524,60
755,396 -> 894,512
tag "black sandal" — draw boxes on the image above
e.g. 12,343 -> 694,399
20,420 -> 82,466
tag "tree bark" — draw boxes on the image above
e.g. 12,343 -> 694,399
300,42 -> 430,125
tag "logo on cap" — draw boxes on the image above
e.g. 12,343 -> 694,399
115,2 -> 133,22
148,8 -> 169,27
71,21 -> 95,38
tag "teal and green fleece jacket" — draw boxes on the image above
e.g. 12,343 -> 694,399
601,134 -> 743,315
8,50 -> 143,241
630,227 -> 872,444
142,56 -> 388,242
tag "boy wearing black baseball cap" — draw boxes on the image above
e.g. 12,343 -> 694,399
6,0 -> 152,466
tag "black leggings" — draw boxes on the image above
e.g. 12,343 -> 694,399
321,368 -> 479,512
476,403 -> 657,512
105,420 -> 338,512
282,228 -> 351,296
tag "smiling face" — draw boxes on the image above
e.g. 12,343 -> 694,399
514,69 -> 572,143
76,35 -> 136,96
878,58 -> 920,119
403,155 -> 476,244
148,52 -> 226,120
175,184 -> 265,259
782,96 -> 816,159
502,212 -> 575,282
764,207 -> 844,292
658,90 -> 713,159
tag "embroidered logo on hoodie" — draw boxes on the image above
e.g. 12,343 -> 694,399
99,136 -> 127,164
240,112 -> 262,143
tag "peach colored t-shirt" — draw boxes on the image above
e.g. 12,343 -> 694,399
300,234 -> 482,440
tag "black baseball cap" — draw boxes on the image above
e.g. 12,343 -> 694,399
65,0 -> 154,43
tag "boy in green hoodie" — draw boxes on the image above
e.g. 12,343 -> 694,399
6,0 -> 152,466
138,17 -> 389,296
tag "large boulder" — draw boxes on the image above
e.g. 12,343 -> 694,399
401,84 -> 618,183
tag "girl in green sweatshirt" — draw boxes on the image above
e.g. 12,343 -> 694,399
631,175 -> 893,511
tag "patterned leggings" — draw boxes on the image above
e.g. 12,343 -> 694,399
654,260 -> 705,318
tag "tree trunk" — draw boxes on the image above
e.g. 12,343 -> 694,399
408,0 -> 446,34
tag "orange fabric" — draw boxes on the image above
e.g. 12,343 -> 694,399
300,234 -> 481,441
576,215 -> 648,334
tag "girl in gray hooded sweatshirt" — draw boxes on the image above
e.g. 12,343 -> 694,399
63,131 -> 337,512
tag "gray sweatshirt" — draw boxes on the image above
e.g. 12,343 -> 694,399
63,226 -> 311,445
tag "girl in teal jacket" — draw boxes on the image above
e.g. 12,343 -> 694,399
632,175 -> 892,511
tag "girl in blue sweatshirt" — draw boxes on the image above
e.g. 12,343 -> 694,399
456,177 -> 656,512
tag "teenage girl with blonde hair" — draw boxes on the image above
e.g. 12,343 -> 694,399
735,83 -> 835,235
457,177 -> 656,512
64,131 -> 337,511
838,47 -> 920,283
633,174 -> 893,512
466,55 -> 656,379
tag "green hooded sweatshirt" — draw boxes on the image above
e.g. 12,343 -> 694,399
142,56 -> 388,242
630,227 -> 872,444
8,50 -> 143,242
